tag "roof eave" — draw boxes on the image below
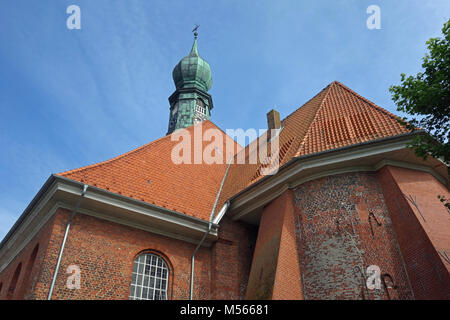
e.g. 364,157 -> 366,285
0,175 -> 219,266
0,175 -> 56,250
54,174 -> 218,228
224,130 -> 449,224
227,131 -> 426,203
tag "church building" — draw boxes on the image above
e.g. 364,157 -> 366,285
0,35 -> 449,300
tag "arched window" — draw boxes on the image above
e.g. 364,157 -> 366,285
129,253 -> 169,300
17,244 -> 39,299
7,263 -> 22,300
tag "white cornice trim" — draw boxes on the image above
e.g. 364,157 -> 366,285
212,202 -> 230,225
56,202 -> 216,246
289,160 -> 446,189
0,203 -> 59,273
232,184 -> 289,221
288,166 -> 375,189
373,159 -> 447,185
0,179 -> 217,274
4,183 -> 59,251
231,138 -> 409,212
56,182 -> 216,235
229,138 -> 447,222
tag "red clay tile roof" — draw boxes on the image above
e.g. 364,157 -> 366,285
216,81 -> 410,207
59,81 -> 410,222
58,121 -> 241,221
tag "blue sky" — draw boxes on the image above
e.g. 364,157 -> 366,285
0,0 -> 449,240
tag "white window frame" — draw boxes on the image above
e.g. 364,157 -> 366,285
129,253 -> 169,300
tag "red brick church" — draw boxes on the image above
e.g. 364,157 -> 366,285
0,36 -> 449,300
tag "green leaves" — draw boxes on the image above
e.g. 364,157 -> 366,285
389,19 -> 450,167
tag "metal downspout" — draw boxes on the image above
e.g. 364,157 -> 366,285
47,184 -> 88,300
189,163 -> 231,300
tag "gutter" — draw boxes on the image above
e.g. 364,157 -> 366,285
1,174 -> 220,275
227,131 -> 424,203
0,175 -> 56,250
189,162 -> 231,300
47,184 -> 88,300
55,174 -> 214,228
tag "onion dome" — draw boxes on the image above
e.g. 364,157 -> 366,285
172,38 -> 212,92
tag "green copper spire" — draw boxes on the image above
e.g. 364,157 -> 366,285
167,29 -> 214,135
190,38 -> 199,56
172,35 -> 212,92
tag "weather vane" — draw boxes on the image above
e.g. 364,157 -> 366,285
192,24 -> 200,39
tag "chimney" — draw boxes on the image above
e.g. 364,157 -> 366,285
267,109 -> 281,130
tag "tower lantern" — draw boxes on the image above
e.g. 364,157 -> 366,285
167,28 -> 213,134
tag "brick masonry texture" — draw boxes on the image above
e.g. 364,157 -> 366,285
377,166 -> 450,299
245,192 -> 287,299
0,208 -> 257,300
211,217 -> 257,299
2,71 -> 449,301
0,214 -> 54,300
271,190 -> 303,300
293,172 -> 414,300
245,190 -> 302,300
1,168 -> 448,300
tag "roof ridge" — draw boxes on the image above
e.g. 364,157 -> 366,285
333,81 -> 405,123
223,83 -> 334,167
293,82 -> 335,157
281,82 -> 333,124
58,132 -> 173,177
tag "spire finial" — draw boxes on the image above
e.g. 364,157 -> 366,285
192,24 -> 200,39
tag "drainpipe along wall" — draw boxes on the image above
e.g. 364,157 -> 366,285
189,163 -> 231,300
47,184 -> 88,300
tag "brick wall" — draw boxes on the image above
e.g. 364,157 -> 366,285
246,190 -> 302,299
2,167 -> 447,300
0,213 -> 55,300
40,208 -> 213,300
1,207 -> 257,300
385,166 -> 450,273
211,216 -> 257,299
293,172 -> 414,300
378,166 -> 450,299
245,193 -> 285,299
271,190 -> 303,300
